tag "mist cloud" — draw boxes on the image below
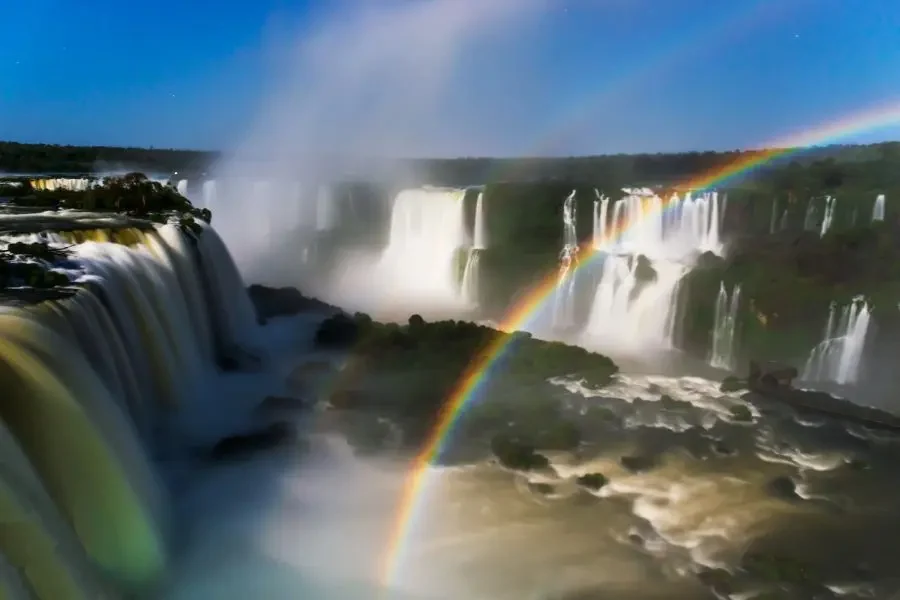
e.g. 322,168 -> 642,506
221,0 -> 548,176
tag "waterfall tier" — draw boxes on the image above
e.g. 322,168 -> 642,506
579,190 -> 725,352
801,297 -> 871,385
709,282 -> 741,370
0,214 -> 260,598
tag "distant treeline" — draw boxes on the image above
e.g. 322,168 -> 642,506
0,142 -> 217,177
3,140 -> 900,195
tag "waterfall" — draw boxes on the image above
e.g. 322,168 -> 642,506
472,192 -> 486,250
552,190 -> 579,330
373,187 -> 468,307
873,194 -> 886,222
581,190 -> 724,352
461,192 -> 486,308
461,251 -> 481,307
201,180 -> 216,211
30,178 -> 93,192
315,185 -> 335,232
0,213 -> 263,596
176,179 -> 188,197
820,196 -> 836,237
801,297 -> 871,385
769,199 -> 778,235
803,200 -> 817,231
709,282 -> 741,370
779,209 -> 788,231
592,190 -> 609,249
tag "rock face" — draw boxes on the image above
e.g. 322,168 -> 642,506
209,422 -> 299,461
748,360 -> 798,391
246,285 -> 337,322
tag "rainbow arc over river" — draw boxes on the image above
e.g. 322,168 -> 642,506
378,99 -> 900,589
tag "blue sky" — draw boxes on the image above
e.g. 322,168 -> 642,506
1,0 -> 899,156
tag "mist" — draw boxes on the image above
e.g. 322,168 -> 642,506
204,0 -> 550,301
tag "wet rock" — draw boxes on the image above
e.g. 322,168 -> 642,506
846,457 -> 870,471
218,347 -> 263,372
696,250 -> 726,270
748,360 -> 798,391
575,473 -> 608,491
247,284 -> 336,321
527,482 -> 556,496
327,389 -> 370,410
720,375 -> 748,393
659,394 -> 683,410
766,475 -> 800,501
315,312 -> 364,347
633,254 -> 657,283
536,420 -> 581,451
696,567 -> 735,597
255,396 -> 315,415
210,422 -> 299,461
728,404 -> 754,423
491,435 -> 550,472
619,454 -> 657,473
711,441 -> 736,457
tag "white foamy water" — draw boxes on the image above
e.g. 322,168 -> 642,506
709,281 -> 741,370
578,190 -> 724,353
802,297 -> 871,385
325,186 -> 472,320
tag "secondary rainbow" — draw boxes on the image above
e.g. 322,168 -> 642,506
378,99 -> 900,590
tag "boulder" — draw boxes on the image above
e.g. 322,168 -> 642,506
575,473 -> 608,491
748,360 -> 798,391
209,422 -> 299,461
490,435 -> 551,472
247,285 -> 337,321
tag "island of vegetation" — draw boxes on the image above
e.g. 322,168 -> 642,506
312,311 -> 619,466
0,172 -> 210,296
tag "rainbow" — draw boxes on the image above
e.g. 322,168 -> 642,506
378,99 -> 900,590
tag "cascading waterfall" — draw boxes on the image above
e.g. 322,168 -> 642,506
201,180 -> 216,211
30,178 -> 93,192
176,179 -> 188,197
315,185 -> 336,232
769,199 -> 778,235
873,194 -> 886,222
0,215 -> 262,597
819,196 -> 836,237
471,191 -> 486,250
370,187 -> 468,309
592,190 -> 609,249
801,297 -> 871,385
709,282 -> 741,370
582,190 -> 724,352
552,190 -> 579,330
461,192 -> 486,307
803,200 -> 817,232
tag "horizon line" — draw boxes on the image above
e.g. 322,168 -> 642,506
1,139 -> 898,164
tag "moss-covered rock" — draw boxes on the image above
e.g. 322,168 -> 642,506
633,254 -> 657,283
720,375 -> 748,392
490,435 -> 550,471
575,473 -> 608,491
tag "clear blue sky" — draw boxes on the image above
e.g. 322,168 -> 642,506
2,0 -> 899,156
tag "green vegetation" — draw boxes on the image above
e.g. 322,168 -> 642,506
0,172 -> 212,292
3,172 -> 210,231
6,141 -> 900,367
315,312 -> 618,460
